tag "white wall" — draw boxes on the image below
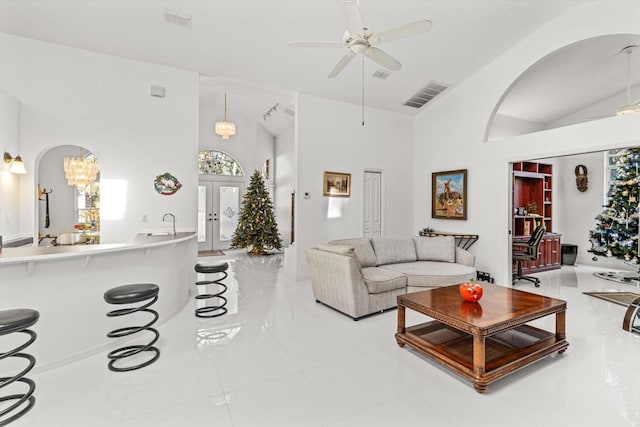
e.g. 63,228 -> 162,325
556,152 -> 605,263
275,125 -> 295,246
0,91 -> 23,242
413,1 -> 640,284
0,33 -> 200,243
294,94 -> 415,278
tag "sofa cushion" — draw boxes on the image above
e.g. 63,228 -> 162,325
380,261 -> 475,288
361,267 -> 407,294
413,236 -> 455,263
371,236 -> 417,265
329,238 -> 377,267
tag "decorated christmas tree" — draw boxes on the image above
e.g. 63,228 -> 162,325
589,148 -> 640,261
231,170 -> 282,255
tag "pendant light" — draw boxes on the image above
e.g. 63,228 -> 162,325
64,147 -> 99,189
215,93 -> 236,140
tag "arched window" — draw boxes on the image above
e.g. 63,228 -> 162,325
198,150 -> 244,176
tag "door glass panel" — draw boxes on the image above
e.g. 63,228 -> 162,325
197,185 -> 206,242
219,186 -> 239,242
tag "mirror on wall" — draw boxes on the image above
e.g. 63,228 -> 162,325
38,145 -> 100,245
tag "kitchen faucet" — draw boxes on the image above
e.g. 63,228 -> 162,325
162,213 -> 176,236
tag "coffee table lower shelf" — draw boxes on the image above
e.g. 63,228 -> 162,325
395,320 -> 568,392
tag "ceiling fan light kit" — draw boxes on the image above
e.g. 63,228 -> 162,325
617,103 -> 640,116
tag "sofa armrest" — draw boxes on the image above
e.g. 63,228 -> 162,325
455,246 -> 475,267
305,248 -> 370,318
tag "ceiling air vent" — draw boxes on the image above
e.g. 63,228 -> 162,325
163,9 -> 192,29
372,70 -> 391,80
403,81 -> 449,108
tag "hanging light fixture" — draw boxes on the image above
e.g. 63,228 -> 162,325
64,147 -> 99,189
215,93 -> 236,140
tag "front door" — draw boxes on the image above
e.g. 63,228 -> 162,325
198,181 -> 244,251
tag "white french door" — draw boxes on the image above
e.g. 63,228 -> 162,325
198,181 -> 245,251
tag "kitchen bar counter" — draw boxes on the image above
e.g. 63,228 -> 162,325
0,231 -> 194,264
0,232 -> 197,372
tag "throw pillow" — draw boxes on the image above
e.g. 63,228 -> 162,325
329,238 -> 378,267
317,244 -> 361,268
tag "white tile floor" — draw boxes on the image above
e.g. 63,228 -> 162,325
6,252 -> 640,427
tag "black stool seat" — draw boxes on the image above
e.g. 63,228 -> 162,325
195,262 -> 228,274
0,308 -> 39,425
0,309 -> 40,335
104,284 -> 160,372
104,283 -> 159,305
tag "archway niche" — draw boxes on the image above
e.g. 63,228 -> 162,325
37,145 -> 99,245
486,33 -> 640,142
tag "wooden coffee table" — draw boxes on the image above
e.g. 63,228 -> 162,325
395,283 -> 568,393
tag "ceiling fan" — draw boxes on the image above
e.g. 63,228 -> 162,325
589,45 -> 640,120
289,0 -> 432,79
616,45 -> 640,116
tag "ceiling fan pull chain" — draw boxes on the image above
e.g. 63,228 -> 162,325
362,53 -> 365,126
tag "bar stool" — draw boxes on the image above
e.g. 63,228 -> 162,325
194,262 -> 229,318
0,308 -> 39,426
103,283 -> 160,372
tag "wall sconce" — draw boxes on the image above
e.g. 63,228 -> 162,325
4,152 -> 27,174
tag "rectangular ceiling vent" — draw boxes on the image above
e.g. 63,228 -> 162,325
372,70 -> 391,80
403,81 -> 450,108
163,9 -> 192,29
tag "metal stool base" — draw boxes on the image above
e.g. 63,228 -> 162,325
194,266 -> 229,318
106,293 -> 160,372
0,327 -> 37,426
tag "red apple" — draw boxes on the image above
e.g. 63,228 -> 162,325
459,281 -> 483,302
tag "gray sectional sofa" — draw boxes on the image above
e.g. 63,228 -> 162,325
305,235 -> 476,320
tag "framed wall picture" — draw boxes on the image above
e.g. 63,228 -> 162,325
432,169 -> 467,220
323,171 -> 351,197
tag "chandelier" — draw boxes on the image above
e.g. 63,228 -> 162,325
215,93 -> 236,140
64,148 -> 99,189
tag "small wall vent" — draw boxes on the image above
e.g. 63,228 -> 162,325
163,9 -> 192,29
403,81 -> 449,108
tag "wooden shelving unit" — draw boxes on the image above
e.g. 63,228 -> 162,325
512,161 -> 560,273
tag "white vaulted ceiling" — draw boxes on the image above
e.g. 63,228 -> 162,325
2,1 -> 638,136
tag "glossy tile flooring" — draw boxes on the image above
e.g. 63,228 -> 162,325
9,252 -> 640,427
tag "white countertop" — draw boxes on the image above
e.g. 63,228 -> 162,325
0,232 -> 196,265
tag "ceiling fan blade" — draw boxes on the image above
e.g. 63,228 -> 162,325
369,20 -> 433,46
343,1 -> 364,39
289,41 -> 347,48
328,51 -> 357,79
365,47 -> 401,71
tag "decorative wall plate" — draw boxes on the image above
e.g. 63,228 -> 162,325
154,172 -> 182,195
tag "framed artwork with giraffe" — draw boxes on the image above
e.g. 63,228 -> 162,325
432,169 -> 467,220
